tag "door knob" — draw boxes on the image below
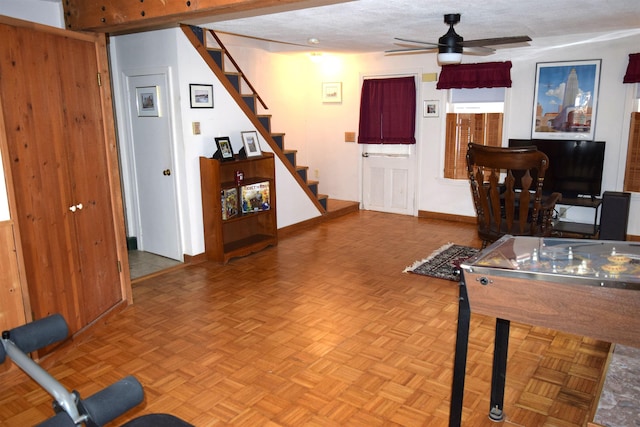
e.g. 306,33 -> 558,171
69,205 -> 76,212
163,169 -> 171,176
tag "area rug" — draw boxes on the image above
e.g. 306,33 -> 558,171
403,243 -> 479,281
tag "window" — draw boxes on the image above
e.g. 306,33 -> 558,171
357,76 -> 416,144
444,88 -> 505,179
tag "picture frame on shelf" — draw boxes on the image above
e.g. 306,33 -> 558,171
135,86 -> 159,117
423,100 -> 439,118
189,83 -> 214,108
322,82 -> 342,103
241,131 -> 262,157
531,59 -> 601,140
214,137 -> 234,160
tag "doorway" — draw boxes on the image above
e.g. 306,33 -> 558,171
123,71 -> 183,270
360,74 -> 418,216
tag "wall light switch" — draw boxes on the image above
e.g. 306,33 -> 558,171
192,122 -> 201,135
345,131 -> 356,142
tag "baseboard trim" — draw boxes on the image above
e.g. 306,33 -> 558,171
418,210 -> 476,224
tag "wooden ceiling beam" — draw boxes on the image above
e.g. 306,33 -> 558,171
62,0 -> 312,34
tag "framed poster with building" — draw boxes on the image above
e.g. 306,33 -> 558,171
531,59 -> 601,140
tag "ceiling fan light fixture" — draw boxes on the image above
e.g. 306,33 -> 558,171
437,14 -> 463,65
438,52 -> 462,65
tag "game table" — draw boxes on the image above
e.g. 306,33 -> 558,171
449,235 -> 640,426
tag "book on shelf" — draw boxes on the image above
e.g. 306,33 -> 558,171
221,187 -> 238,220
241,181 -> 270,213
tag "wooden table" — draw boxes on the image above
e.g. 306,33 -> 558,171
449,235 -> 640,426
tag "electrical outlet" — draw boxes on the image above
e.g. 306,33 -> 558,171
314,169 -> 319,178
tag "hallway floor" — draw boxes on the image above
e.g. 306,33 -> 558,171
128,250 -> 182,280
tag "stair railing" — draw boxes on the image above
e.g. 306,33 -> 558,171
206,29 -> 268,111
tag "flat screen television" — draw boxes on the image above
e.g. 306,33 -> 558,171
508,139 -> 605,199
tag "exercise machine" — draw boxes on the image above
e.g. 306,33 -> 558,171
1,314 -> 193,427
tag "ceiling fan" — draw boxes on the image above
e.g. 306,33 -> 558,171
387,13 -> 531,64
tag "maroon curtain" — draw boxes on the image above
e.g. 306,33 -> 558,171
358,76 -> 416,144
623,53 -> 640,83
436,61 -> 512,89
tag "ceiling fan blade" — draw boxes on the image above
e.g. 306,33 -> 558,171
394,37 -> 440,48
461,35 -> 531,48
463,46 -> 495,56
463,46 -> 495,54
385,47 -> 435,55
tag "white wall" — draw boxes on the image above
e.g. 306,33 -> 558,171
0,0 -> 64,28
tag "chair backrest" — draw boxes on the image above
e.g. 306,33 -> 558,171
466,143 -> 552,246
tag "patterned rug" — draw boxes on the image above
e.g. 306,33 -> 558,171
403,243 -> 479,281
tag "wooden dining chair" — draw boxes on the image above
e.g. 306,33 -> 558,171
466,143 -> 562,248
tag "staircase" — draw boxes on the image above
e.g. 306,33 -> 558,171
181,25 -> 328,213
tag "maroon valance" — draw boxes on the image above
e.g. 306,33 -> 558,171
437,61 -> 512,89
623,53 -> 640,83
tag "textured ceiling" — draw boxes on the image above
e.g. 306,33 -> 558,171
186,0 -> 640,54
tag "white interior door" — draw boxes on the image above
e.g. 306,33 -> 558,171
362,144 -> 416,215
127,73 -> 182,260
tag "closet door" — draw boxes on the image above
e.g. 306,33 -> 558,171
56,31 -> 122,325
0,22 -> 121,332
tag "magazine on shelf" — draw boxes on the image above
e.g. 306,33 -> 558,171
241,181 -> 270,213
221,188 -> 238,220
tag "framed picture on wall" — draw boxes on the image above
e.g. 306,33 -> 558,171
189,84 -> 214,108
423,100 -> 439,117
531,59 -> 601,140
322,82 -> 342,103
136,86 -> 159,117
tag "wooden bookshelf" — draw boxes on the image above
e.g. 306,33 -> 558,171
200,153 -> 277,263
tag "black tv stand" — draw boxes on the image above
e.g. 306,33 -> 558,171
552,196 -> 602,238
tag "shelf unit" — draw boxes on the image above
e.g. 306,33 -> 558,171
552,196 -> 602,238
200,153 -> 277,263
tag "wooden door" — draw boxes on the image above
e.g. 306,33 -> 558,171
0,22 -> 122,332
361,147 -> 416,216
58,33 -> 122,324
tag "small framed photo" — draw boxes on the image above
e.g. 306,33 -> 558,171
241,131 -> 262,157
136,86 -> 159,117
322,82 -> 342,103
189,84 -> 213,108
215,137 -> 234,160
423,100 -> 439,118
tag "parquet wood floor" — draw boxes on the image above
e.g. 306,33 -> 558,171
0,211 -> 610,426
